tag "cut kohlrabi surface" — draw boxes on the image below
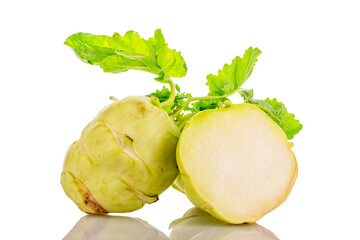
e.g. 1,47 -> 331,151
176,104 -> 297,223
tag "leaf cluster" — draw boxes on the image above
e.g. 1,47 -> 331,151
65,29 -> 187,82
240,89 -> 303,139
65,29 -> 302,139
147,85 -> 192,115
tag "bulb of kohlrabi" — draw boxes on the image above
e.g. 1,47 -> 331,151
61,96 -> 179,213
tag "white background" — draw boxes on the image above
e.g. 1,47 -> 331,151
1,0 -> 359,239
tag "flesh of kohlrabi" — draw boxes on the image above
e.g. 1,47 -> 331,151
176,104 -> 298,223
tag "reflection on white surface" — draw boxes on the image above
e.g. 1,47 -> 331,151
169,208 -> 279,240
63,215 -> 168,240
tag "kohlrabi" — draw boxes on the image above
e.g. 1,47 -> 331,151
61,29 -> 302,222
171,48 -> 302,224
61,30 -> 186,213
61,96 -> 180,213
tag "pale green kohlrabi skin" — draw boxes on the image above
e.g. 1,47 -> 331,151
61,96 -> 180,214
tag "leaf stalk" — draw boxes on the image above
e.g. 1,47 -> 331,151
160,79 -> 176,108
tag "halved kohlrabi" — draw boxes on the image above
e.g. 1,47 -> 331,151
176,103 -> 298,224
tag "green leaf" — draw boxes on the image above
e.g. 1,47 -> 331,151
206,47 -> 261,96
182,47 -> 260,114
175,84 -> 181,92
65,29 -> 187,82
64,33 -> 116,65
100,53 -> 160,74
147,86 -> 172,103
240,89 -> 303,140
190,98 -> 228,112
153,30 -> 187,78
239,88 -> 253,99
146,86 -> 192,114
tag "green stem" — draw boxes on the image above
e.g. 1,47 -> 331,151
181,112 -> 196,122
171,99 -> 191,119
176,112 -> 196,130
160,79 -> 176,108
172,90 -> 236,118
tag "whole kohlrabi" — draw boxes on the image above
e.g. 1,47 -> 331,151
61,96 -> 180,213
61,29 -> 187,213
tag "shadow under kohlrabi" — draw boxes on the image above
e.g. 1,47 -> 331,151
63,214 -> 168,240
169,208 -> 279,240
